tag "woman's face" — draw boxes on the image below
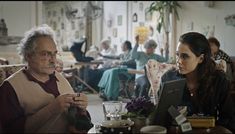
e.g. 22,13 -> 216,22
176,43 -> 204,75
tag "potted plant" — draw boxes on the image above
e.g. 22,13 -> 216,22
148,1 -> 181,33
148,1 -> 181,61
123,97 -> 155,133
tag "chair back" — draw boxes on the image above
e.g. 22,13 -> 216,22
0,64 -> 25,84
145,59 -> 176,104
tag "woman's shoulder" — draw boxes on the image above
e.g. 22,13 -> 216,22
161,68 -> 183,83
210,70 -> 230,91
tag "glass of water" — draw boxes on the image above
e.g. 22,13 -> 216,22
102,101 -> 122,120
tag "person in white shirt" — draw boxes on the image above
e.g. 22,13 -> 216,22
97,39 -> 116,69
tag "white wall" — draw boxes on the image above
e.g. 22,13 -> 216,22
103,1 -> 167,56
177,1 -> 235,56
0,1 -> 42,36
102,1 -> 128,55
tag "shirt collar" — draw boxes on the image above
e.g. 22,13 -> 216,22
23,67 -> 59,83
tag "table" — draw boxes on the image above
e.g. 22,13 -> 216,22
168,125 -> 232,133
88,125 -> 232,134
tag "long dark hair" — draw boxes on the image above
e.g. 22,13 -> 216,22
179,32 -> 217,104
124,40 -> 132,51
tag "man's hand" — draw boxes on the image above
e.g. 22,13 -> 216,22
72,93 -> 88,110
49,94 -> 77,114
48,93 -> 88,114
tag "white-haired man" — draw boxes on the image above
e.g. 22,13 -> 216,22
0,24 -> 90,133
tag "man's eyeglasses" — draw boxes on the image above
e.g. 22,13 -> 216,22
35,51 -> 61,59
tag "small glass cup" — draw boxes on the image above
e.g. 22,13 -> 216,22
102,101 -> 122,120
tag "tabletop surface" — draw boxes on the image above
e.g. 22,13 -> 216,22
88,125 -> 232,133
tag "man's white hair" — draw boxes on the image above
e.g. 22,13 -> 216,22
17,24 -> 57,63
144,39 -> 158,49
100,38 -> 111,46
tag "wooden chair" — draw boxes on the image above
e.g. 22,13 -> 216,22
0,57 -> 9,65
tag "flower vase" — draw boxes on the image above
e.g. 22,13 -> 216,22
130,117 -> 147,133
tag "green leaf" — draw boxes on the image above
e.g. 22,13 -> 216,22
148,1 -> 181,33
157,23 -> 162,33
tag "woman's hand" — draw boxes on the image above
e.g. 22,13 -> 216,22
135,35 -> 139,45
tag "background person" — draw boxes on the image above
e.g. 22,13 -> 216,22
98,40 -> 136,101
208,36 -> 234,81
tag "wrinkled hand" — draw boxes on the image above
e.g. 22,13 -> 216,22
49,94 -> 77,114
72,93 -> 88,110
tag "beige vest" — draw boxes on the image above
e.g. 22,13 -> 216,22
7,69 -> 74,133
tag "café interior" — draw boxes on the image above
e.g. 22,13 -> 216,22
0,1 -> 235,133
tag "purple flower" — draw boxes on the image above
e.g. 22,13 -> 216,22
125,97 -> 155,117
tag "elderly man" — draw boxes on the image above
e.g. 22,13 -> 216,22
0,24 -> 89,133
131,35 -> 166,99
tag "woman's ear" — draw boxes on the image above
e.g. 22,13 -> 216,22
198,54 -> 204,63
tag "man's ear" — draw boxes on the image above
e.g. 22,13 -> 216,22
25,53 -> 31,61
198,54 -> 204,63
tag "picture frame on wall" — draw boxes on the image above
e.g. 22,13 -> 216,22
139,2 -> 144,11
47,11 -> 51,18
61,8 -> 64,16
53,21 -> 57,30
79,21 -> 85,30
61,22 -> 64,30
56,30 -> 61,37
53,10 -> 57,17
113,28 -> 118,37
117,15 -> 122,26
71,21 -> 75,29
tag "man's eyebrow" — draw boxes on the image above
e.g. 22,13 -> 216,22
39,50 -> 58,53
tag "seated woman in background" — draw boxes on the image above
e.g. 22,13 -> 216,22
78,39 -> 115,91
98,40 -> 136,101
151,32 -> 235,132
99,40 -> 136,69
208,37 -> 234,81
